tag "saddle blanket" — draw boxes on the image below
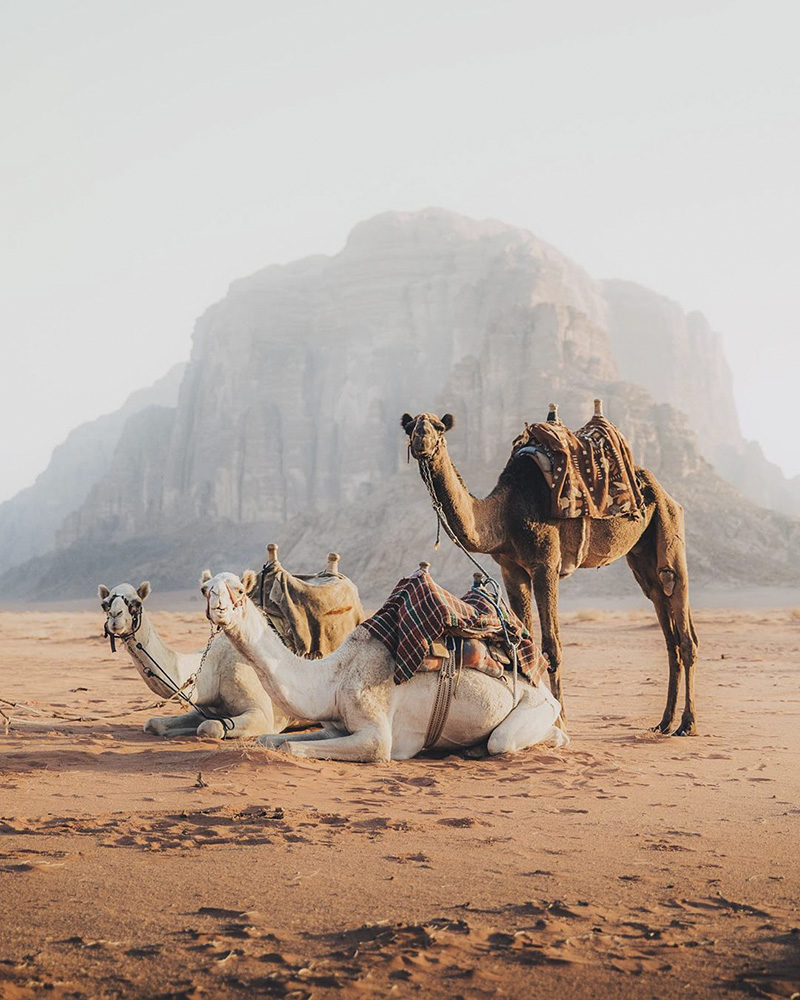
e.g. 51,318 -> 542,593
362,569 -> 548,685
517,412 -> 645,520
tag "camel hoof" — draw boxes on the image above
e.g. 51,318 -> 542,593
672,722 -> 697,737
143,718 -> 163,735
650,721 -> 672,735
257,734 -> 286,749
461,742 -> 489,759
197,719 -> 226,740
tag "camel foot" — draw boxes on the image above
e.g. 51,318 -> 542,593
197,719 -> 226,740
461,741 -> 489,759
258,733 -> 288,749
672,720 -> 697,737
650,719 -> 673,735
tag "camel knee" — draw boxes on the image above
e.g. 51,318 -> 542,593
197,719 -> 226,740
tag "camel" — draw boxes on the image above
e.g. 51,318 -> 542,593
98,549 -> 361,738
98,581 -> 286,738
401,410 -> 699,736
200,570 -> 567,761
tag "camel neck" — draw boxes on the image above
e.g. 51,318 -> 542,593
222,602 -> 339,721
121,612 -> 196,700
421,446 -> 507,552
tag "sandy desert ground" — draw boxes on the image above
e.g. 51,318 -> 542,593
1,604 -> 799,1000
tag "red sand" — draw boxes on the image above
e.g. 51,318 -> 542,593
1,606 -> 799,999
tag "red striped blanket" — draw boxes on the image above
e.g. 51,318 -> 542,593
362,570 -> 548,685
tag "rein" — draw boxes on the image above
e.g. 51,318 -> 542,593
418,455 -> 520,706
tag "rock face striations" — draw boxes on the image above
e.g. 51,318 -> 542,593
2,209 -> 798,601
0,364 -> 184,577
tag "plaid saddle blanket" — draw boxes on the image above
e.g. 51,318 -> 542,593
362,570 -> 548,685
514,407 -> 645,520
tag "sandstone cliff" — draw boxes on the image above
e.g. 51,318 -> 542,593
0,364 -> 184,576
2,210 -> 798,602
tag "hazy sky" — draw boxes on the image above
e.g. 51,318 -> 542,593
2,0 -> 798,502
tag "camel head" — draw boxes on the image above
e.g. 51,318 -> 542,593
200,569 -> 257,627
98,581 -> 151,637
401,412 -> 455,460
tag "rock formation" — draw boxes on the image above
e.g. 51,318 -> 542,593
1,209 -> 797,602
0,364 -> 184,576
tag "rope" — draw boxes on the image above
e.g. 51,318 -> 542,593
132,624 -> 235,733
419,458 -> 520,705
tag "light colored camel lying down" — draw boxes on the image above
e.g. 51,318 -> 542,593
98,581 -> 287,738
201,570 -> 568,762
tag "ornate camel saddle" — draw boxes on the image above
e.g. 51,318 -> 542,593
512,399 -> 645,520
361,565 -> 548,686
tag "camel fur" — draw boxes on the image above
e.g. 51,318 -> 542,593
200,570 -> 567,762
402,410 -> 699,736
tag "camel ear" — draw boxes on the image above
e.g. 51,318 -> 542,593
401,413 -> 415,435
98,584 -> 110,601
241,569 -> 257,594
137,581 -> 151,601
199,569 -> 212,589
441,413 -> 455,431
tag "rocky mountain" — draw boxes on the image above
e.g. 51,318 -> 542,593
603,280 -> 800,516
2,209 -> 798,603
0,364 -> 184,577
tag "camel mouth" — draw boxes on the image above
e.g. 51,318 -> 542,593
410,443 -> 437,461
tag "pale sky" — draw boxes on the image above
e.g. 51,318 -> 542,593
1,0 -> 798,503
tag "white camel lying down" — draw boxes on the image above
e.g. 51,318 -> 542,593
201,570 -> 568,762
98,581 -> 292,739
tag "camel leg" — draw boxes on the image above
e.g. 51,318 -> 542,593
635,491 -> 698,736
144,709 -> 206,736
530,562 -> 565,721
487,683 -> 567,755
626,540 -> 697,735
197,707 -> 274,740
279,726 -> 392,762
498,560 -> 534,631
258,729 -> 340,749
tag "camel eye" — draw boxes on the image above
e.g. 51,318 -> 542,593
101,600 -> 110,611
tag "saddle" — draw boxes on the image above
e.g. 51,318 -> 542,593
513,399 -> 645,520
418,635 -> 509,680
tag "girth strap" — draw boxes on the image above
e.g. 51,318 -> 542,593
423,637 -> 463,749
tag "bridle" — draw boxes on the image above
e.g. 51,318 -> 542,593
102,593 -> 142,653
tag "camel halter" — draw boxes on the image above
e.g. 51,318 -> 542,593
102,594 -> 143,653
417,454 -> 521,706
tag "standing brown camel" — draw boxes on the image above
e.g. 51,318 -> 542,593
401,411 -> 699,736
